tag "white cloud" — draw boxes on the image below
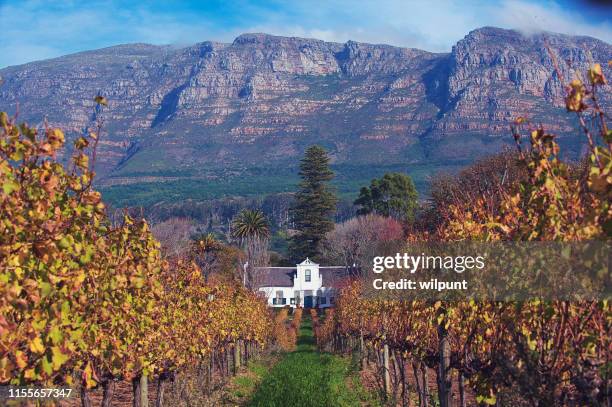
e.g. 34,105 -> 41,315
494,0 -> 612,41
259,0 -> 612,49
0,0 -> 610,68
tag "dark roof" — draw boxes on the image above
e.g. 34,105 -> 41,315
255,267 -> 295,288
320,267 -> 352,286
254,266 -> 356,289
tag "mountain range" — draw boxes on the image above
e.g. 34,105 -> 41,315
0,26 -> 610,206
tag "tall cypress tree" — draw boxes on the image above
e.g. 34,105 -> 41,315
289,145 -> 337,261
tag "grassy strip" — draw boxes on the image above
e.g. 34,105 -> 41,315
220,357 -> 279,405
246,315 -> 374,407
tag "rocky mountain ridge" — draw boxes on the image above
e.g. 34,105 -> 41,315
0,27 -> 610,205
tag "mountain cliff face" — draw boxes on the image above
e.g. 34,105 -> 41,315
0,27 -> 610,205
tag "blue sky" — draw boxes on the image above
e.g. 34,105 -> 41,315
0,0 -> 610,68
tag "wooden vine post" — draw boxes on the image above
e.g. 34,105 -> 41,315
437,307 -> 452,407
383,343 -> 391,397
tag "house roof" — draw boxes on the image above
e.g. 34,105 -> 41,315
298,257 -> 318,266
256,267 -> 295,287
253,265 -> 356,289
319,267 -> 351,286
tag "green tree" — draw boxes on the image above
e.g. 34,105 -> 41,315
354,172 -> 418,224
289,145 -> 337,261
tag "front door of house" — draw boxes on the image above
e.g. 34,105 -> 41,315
304,290 -> 313,308
304,295 -> 313,308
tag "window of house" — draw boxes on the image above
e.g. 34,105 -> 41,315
320,296 -> 326,305
305,269 -> 311,282
294,291 -> 300,306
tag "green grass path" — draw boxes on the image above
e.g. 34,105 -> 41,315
246,315 -> 367,407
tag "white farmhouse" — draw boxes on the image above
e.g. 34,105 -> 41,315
255,258 -> 352,308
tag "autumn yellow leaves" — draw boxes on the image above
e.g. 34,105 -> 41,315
0,99 -> 273,398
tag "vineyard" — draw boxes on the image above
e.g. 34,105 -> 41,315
314,64 -> 611,406
0,52 -> 610,407
0,101 -> 280,406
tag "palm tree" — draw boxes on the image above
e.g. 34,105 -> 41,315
190,232 -> 221,281
231,209 -> 270,241
195,232 -> 220,252
231,209 -> 270,289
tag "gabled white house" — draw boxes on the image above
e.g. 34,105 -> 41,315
255,258 -> 352,308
